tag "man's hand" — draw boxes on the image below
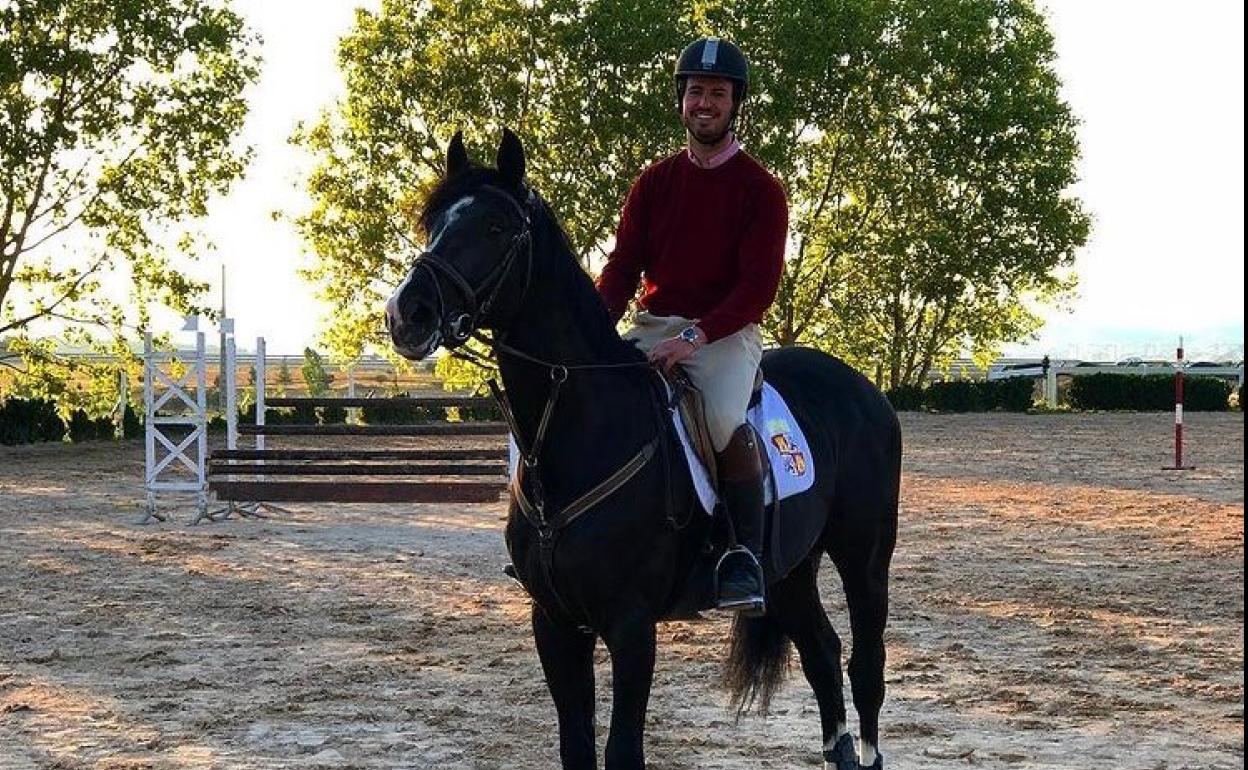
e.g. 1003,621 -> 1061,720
648,326 -> 706,374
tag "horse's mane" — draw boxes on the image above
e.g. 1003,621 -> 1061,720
419,167 -> 646,366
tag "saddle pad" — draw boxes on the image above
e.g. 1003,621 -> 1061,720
506,382 -> 815,513
678,382 -> 815,513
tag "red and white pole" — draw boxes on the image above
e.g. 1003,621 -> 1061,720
1166,336 -> 1193,470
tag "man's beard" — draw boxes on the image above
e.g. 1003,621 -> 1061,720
684,112 -> 734,147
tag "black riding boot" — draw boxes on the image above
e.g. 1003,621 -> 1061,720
715,424 -> 766,615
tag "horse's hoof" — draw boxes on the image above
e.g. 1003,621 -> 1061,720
823,733 -> 857,770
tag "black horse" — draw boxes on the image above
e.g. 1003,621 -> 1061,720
386,129 -> 901,770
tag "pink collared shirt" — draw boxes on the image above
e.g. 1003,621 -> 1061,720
687,136 -> 741,169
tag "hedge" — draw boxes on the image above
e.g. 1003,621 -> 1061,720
264,402 -> 319,425
67,409 -> 117,442
884,374 -> 1236,412
319,404 -> 349,425
459,401 -> 502,421
0,398 -> 139,445
123,405 -> 143,439
227,397 -> 495,426
1067,374 -> 1232,412
0,398 -> 65,445
883,384 -> 923,412
885,377 -> 1034,412
361,393 -> 444,425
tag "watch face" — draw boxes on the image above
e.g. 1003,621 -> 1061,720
680,328 -> 698,343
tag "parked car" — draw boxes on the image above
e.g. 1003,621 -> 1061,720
1115,357 -> 1171,368
986,362 -> 1045,380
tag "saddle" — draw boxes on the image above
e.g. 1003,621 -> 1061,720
661,367 -> 823,621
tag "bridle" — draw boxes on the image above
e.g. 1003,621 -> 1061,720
409,183 -> 535,348
397,181 -> 689,626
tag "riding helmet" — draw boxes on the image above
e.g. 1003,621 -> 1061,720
674,37 -> 749,107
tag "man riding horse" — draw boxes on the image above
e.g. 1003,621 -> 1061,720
596,36 -> 787,614
386,37 -> 900,769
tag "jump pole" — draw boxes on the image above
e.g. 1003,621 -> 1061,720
1163,336 -> 1194,471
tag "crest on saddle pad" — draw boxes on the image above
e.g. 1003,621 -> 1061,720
767,418 -> 808,477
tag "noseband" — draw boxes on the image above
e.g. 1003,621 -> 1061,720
411,184 -> 535,345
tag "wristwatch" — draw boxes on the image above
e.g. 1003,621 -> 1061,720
678,326 -> 702,348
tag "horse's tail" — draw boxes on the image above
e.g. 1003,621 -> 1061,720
723,612 -> 791,716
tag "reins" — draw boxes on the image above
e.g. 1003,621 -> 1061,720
408,183 -> 688,625
485,338 -> 682,628
482,334 -> 681,529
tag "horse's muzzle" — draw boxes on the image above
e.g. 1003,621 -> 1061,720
386,292 -> 441,360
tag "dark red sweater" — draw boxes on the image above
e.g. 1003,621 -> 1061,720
595,149 -> 788,343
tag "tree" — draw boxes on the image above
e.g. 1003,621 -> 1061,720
300,347 -> 333,396
275,358 -> 292,396
291,0 -> 684,367
753,0 -> 1089,386
295,0 -> 1087,388
0,1 -> 260,398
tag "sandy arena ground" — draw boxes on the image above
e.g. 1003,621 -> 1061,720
0,412 -> 1242,770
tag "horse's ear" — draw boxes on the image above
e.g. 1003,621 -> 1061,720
446,130 -> 469,178
496,127 -> 525,187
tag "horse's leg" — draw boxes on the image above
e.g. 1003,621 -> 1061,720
836,546 -> 891,770
771,557 -> 857,770
533,605 -> 598,770
601,613 -> 657,770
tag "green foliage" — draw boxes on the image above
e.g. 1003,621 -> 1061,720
300,347 -> 334,396
989,377 -> 1038,413
1066,374 -> 1162,412
361,394 -> 445,425
924,380 -> 983,412
434,344 -> 496,394
319,404 -> 349,425
884,384 -> 924,411
295,0 -> 1087,389
3,337 -> 142,416
460,400 -> 502,421
66,408 -> 114,442
1067,374 -> 1232,412
291,0 -> 684,362
886,376 -> 1034,412
292,402 -> 319,424
0,2 -> 260,384
275,359 -> 293,395
264,402 -> 318,425
122,404 -> 143,439
0,397 -> 65,444
758,0 -> 1089,387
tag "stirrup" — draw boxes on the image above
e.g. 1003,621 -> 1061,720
717,594 -> 766,616
713,546 -> 766,616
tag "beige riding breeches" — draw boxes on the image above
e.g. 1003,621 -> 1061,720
624,311 -> 763,452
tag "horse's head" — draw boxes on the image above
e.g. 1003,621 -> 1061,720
386,129 -> 533,361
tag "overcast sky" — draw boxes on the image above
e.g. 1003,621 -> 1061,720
193,0 -> 1244,361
